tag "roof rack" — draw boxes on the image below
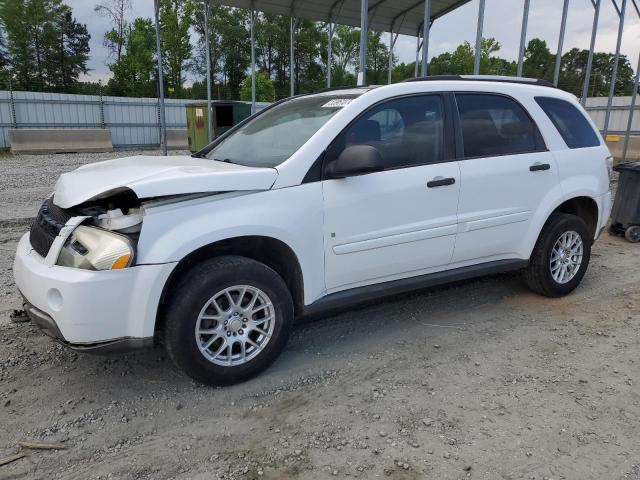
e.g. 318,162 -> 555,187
403,75 -> 555,88
315,85 -> 376,94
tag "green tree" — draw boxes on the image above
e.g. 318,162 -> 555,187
106,17 -> 156,97
217,7 -> 250,100
559,48 -> 635,98
159,0 -> 193,97
523,38 -> 553,81
365,31 -> 390,85
330,24 -> 359,85
0,0 -> 90,91
240,70 -> 274,101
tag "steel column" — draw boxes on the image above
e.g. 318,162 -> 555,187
414,30 -> 422,77
421,0 -> 430,76
153,0 -> 167,155
250,2 -> 256,113
388,30 -> 399,84
204,0 -> 212,141
517,0 -> 531,77
603,0 -> 627,138
622,52 -> 640,161
290,16 -> 296,95
358,0 -> 369,85
554,0 -> 570,86
581,0 -> 601,106
327,22 -> 334,88
474,0 -> 486,75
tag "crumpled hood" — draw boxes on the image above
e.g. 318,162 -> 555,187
53,155 -> 278,208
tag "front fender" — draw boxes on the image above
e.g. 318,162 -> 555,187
136,184 -> 325,305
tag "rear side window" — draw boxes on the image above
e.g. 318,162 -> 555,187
456,93 -> 545,158
535,96 -> 600,149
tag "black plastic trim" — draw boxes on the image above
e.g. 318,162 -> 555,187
403,75 -> 556,88
302,259 -> 529,317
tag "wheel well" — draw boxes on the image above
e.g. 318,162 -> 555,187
156,236 -> 304,331
551,196 -> 599,239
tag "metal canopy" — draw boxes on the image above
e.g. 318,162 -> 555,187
218,0 -> 471,36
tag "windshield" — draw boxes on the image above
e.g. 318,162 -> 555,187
205,94 -> 360,168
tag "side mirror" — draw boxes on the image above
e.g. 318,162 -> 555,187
326,145 -> 385,179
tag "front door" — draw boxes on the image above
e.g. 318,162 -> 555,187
322,94 -> 461,292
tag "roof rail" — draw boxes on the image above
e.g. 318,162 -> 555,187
403,75 -> 555,88
315,85 -> 376,94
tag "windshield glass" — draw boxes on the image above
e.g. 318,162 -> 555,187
205,94 -> 360,168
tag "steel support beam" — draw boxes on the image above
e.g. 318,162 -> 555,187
290,16 -> 296,96
421,0 -> 430,76
388,30 -> 399,84
414,29 -> 422,77
622,52 -> 640,161
204,0 -> 212,142
554,0 -> 570,86
153,0 -> 166,156
473,0 -> 485,75
358,0 -> 369,85
250,2 -> 256,112
517,0 -> 530,77
327,22 -> 334,88
603,0 -> 627,138
581,0 -> 601,106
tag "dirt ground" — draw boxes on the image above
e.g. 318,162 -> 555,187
1,152 -> 639,480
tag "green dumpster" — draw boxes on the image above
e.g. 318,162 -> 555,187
186,101 -> 254,153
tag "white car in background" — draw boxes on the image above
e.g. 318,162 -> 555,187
14,76 -> 612,385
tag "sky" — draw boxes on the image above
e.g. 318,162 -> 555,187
70,0 -> 640,84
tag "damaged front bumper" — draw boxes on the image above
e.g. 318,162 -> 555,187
22,299 -> 153,354
13,233 -> 176,353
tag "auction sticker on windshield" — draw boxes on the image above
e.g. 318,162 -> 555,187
322,98 -> 352,108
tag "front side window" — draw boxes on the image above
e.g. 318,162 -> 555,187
535,96 -> 601,149
205,94 -> 360,168
456,93 -> 544,158
331,94 -> 448,170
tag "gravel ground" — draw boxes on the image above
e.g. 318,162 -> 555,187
1,152 -> 640,480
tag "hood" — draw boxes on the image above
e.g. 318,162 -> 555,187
53,155 -> 278,208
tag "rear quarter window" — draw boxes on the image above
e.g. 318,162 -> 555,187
534,96 -> 601,149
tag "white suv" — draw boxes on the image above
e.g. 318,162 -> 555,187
14,76 -> 613,385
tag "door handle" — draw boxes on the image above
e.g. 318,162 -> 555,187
529,163 -> 551,172
427,177 -> 456,188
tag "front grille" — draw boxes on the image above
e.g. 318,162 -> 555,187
29,198 -> 73,258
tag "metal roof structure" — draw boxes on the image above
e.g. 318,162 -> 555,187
218,0 -> 471,37
151,0 -> 640,163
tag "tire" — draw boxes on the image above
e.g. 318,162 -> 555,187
523,213 -> 592,297
625,225 -> 640,243
162,255 -> 294,386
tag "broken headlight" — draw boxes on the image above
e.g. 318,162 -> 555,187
56,225 -> 134,270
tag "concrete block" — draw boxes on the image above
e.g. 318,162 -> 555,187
9,129 -> 113,154
606,135 -> 640,162
166,128 -> 188,150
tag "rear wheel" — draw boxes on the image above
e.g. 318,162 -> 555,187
523,213 -> 591,297
163,256 -> 293,386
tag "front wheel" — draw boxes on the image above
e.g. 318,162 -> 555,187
162,256 -> 294,386
523,213 -> 592,297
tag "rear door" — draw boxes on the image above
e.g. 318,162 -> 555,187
452,93 -> 558,264
322,94 -> 461,291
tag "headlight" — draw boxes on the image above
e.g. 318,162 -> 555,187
56,225 -> 134,270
